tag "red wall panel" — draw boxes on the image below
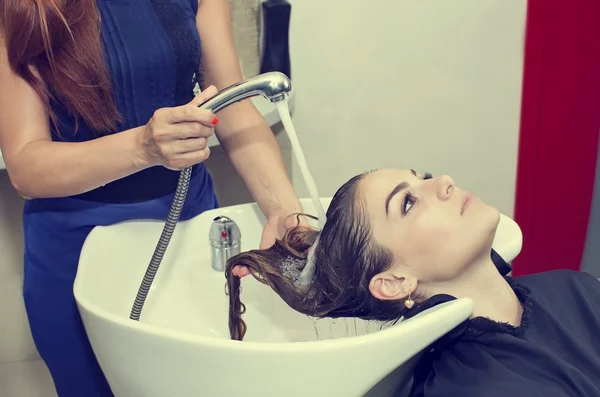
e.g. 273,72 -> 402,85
513,0 -> 600,275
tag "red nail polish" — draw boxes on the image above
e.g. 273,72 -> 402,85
212,116 -> 219,126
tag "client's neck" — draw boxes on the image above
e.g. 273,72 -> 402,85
428,256 -> 523,327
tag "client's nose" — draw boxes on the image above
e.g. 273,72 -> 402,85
437,175 -> 455,200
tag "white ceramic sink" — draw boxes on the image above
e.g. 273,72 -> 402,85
74,197 -> 522,397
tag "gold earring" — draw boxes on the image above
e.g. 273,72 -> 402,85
405,293 -> 415,309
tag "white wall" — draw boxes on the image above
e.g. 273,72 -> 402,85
0,172 -> 57,396
287,0 -> 527,217
0,174 -> 30,364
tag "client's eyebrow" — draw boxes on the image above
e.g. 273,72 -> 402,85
385,181 -> 409,215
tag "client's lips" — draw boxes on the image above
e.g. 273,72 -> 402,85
461,192 -> 474,215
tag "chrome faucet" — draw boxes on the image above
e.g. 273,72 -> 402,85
209,216 -> 241,272
198,71 -> 292,113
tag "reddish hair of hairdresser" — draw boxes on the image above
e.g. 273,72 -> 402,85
1,0 -> 120,132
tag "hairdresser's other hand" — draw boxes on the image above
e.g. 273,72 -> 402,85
232,265 -> 251,278
231,215 -> 284,278
259,210 -> 308,250
138,85 -> 219,170
232,211 -> 307,278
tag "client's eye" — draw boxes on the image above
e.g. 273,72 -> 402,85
423,172 -> 433,180
402,193 -> 416,214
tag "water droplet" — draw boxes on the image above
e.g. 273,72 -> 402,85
309,317 -> 320,340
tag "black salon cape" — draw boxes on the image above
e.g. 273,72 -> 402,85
406,270 -> 600,397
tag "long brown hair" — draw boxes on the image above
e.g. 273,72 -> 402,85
226,173 -> 410,341
0,0 -> 121,133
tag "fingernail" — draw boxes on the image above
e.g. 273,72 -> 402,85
212,116 -> 219,126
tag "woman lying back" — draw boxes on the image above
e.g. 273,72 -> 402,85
225,168 -> 600,397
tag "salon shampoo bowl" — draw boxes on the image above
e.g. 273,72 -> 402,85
74,197 -> 522,397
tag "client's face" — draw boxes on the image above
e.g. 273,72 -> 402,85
360,169 -> 500,284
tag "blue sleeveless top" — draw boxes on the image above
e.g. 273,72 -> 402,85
50,0 -> 204,203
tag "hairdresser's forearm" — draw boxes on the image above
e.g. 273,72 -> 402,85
9,127 -> 150,199
228,139 -> 302,218
218,116 -> 302,218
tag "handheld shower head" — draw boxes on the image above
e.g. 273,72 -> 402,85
198,71 -> 292,113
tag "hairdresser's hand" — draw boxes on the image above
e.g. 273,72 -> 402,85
232,211 -> 307,278
260,209 -> 311,249
231,215 -> 284,278
138,85 -> 219,170
231,216 -> 283,278
259,215 -> 285,249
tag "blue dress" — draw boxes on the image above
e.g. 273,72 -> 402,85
407,270 -> 600,397
22,1 -> 218,396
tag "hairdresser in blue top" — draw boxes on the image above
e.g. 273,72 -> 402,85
0,1 -> 302,396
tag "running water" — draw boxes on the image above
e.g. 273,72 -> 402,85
277,100 -> 372,342
275,100 -> 327,229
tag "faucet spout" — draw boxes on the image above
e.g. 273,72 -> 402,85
198,71 -> 292,113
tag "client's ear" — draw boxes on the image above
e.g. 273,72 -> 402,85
369,271 -> 417,301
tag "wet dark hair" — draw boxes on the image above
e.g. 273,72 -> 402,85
225,173 -> 411,341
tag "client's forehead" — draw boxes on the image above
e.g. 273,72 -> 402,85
361,169 -> 415,188
359,169 -> 415,206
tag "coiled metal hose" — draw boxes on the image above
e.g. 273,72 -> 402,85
129,167 -> 193,321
